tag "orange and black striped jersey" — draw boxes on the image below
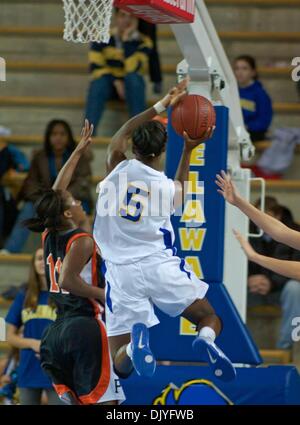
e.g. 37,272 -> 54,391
43,228 -> 104,320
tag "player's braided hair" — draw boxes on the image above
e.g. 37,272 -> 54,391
132,121 -> 167,159
23,189 -> 67,233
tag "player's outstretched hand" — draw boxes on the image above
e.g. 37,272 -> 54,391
183,126 -> 215,151
233,229 -> 257,262
160,78 -> 189,109
76,119 -> 94,154
215,170 -> 240,206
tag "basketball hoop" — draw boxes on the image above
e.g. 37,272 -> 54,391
115,0 -> 195,24
62,0 -> 195,44
62,0 -> 114,43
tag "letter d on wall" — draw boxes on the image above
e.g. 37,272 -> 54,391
0,57 -> 6,81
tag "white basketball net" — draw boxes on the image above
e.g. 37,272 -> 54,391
62,0 -> 114,44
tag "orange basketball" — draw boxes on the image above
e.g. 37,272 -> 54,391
171,94 -> 216,139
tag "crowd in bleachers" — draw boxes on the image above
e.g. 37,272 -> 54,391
248,197 -> 300,350
0,44 -> 283,253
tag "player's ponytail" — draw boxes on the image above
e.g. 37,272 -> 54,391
23,189 -> 66,233
132,121 -> 167,159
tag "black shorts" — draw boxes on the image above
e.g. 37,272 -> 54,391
40,316 -> 112,405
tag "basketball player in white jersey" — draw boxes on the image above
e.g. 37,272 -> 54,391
93,81 -> 236,382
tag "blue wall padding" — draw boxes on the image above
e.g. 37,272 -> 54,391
149,283 -> 262,365
166,105 -> 228,282
121,365 -> 300,405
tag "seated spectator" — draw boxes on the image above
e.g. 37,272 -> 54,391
5,248 -> 62,405
1,120 -> 92,254
248,197 -> 300,350
234,55 -> 273,142
138,19 -> 163,94
0,141 -> 29,248
85,8 -> 152,135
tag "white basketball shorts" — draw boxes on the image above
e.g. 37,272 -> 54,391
103,250 -> 209,337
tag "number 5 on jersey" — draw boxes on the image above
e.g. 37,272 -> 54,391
46,254 -> 69,294
119,185 -> 149,222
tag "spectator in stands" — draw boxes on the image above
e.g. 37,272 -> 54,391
5,248 -> 61,405
1,120 -> 92,254
234,55 -> 273,142
0,141 -> 29,249
0,349 -> 19,405
85,8 -> 152,135
138,19 -> 163,94
248,197 -> 300,350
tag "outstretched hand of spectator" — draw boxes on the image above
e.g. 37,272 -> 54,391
234,230 -> 272,294
215,171 -> 241,206
233,229 -> 257,261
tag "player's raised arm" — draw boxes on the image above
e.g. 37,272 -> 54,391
216,171 -> 300,250
174,128 -> 214,208
233,230 -> 300,282
51,120 -> 93,232
59,236 -> 105,304
52,119 -> 93,192
106,79 -> 188,174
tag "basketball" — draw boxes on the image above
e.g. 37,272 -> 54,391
171,94 -> 216,139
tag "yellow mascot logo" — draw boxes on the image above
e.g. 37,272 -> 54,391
153,379 -> 233,405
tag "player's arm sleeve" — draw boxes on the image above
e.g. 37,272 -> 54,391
5,291 -> 24,328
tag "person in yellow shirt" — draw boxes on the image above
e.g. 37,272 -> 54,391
85,8 -> 153,135
5,248 -> 61,405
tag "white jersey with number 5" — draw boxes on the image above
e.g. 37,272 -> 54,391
93,159 -> 176,264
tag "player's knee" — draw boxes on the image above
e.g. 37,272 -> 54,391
113,365 -> 133,380
190,298 -> 216,319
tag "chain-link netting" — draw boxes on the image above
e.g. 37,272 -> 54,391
63,0 -> 114,43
